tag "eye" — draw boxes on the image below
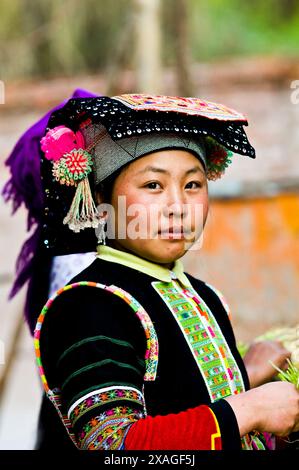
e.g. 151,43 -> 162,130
185,181 -> 203,189
144,182 -> 161,190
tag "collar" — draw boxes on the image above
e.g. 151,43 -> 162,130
96,245 -> 192,288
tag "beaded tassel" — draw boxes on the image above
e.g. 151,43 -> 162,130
63,177 -> 100,232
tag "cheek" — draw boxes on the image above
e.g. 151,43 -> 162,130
192,191 -> 209,213
192,190 -> 209,227
202,192 -> 209,218
111,187 -> 152,227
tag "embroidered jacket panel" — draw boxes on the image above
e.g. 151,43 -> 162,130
38,257 -> 247,449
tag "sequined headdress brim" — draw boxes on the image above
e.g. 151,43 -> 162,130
47,94 -> 255,159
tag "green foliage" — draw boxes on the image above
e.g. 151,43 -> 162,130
270,359 -> 299,388
1,0 -> 299,80
190,0 -> 299,60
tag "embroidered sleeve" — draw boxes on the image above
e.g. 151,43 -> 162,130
69,386 -> 145,449
40,287 -> 147,450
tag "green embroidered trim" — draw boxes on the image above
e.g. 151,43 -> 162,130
57,335 -> 142,367
61,359 -> 143,390
151,281 -> 244,401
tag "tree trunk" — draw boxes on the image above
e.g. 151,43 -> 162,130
173,0 -> 193,96
133,0 -> 162,94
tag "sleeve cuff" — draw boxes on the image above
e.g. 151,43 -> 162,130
209,399 -> 241,450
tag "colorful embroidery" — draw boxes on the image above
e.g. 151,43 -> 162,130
78,406 -> 145,450
68,386 -> 145,426
151,280 -> 244,402
113,94 -> 247,122
52,149 -> 93,186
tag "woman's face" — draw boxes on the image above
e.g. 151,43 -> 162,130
99,149 -> 209,266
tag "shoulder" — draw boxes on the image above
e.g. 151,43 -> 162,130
38,281 -> 146,348
204,282 -> 231,318
184,272 -> 231,318
67,258 -> 104,284
44,282 -> 125,315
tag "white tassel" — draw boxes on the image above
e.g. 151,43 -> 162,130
63,178 -> 100,232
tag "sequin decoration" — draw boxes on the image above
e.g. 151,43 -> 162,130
50,96 -> 256,159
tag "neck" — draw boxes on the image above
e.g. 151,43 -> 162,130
103,240 -> 175,271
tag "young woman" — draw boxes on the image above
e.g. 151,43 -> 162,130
33,94 -> 299,450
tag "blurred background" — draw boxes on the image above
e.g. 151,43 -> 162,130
0,0 -> 298,449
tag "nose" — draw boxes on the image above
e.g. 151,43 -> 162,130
161,186 -> 188,219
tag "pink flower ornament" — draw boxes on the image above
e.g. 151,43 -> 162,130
40,125 -> 85,161
40,125 -> 93,186
40,125 -> 100,232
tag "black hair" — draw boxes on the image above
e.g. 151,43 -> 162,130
94,165 -> 124,204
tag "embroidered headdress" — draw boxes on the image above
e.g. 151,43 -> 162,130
40,94 -> 255,254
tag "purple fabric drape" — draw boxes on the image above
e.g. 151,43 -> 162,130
2,88 -> 98,329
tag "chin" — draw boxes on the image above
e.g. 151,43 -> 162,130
146,243 -> 187,264
115,240 -> 187,265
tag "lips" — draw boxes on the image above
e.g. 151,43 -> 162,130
159,227 -> 185,235
157,227 -> 194,240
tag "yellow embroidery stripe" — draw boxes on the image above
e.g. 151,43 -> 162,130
209,408 -> 221,450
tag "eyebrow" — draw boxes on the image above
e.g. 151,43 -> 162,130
136,165 -> 205,176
